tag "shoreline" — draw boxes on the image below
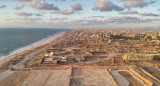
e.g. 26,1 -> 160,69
9,32 -> 62,56
0,32 -> 62,58
0,32 -> 66,67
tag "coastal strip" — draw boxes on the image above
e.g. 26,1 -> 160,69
0,32 -> 67,72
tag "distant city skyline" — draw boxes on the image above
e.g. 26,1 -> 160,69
0,0 -> 160,29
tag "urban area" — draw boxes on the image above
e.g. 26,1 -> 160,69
0,29 -> 160,86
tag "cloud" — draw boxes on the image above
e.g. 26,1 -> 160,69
106,16 -> 142,23
17,0 -> 32,1
67,16 -> 160,25
19,18 -> 41,21
15,12 -> 44,17
118,0 -> 156,8
52,0 -> 67,1
0,5 -> 6,8
118,0 -> 127,1
105,16 -> 160,23
70,19 -> 105,25
120,10 -> 138,14
26,0 -> 59,10
70,16 -> 144,25
5,18 -> 41,22
87,16 -> 105,19
52,2 -> 83,15
53,2 -> 82,15
15,3 -> 24,9
5,19 -> 16,21
125,1 -> 147,8
52,0 -> 76,2
15,12 -> 33,17
158,8 -> 160,11
139,12 -> 159,16
94,0 -> 124,11
118,0 -> 139,2
71,3 -> 82,11
50,18 -> 68,20
59,8 -> 74,15
35,13 -> 43,16
46,17 -> 160,28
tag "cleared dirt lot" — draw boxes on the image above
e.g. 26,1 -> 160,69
21,70 -> 71,86
0,71 -> 30,86
119,71 -> 144,86
109,70 -> 129,86
70,69 -> 115,86
0,70 -> 15,81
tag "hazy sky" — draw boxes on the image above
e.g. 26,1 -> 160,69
0,0 -> 160,29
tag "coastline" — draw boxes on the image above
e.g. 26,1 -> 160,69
0,32 -> 66,67
9,32 -> 61,56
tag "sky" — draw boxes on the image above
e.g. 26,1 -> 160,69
0,0 -> 160,29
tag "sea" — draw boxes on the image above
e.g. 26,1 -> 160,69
0,28 -> 71,57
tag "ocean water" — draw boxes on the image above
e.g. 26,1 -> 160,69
0,28 -> 71,57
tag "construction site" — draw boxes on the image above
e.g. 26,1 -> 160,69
0,66 -> 160,86
0,30 -> 160,86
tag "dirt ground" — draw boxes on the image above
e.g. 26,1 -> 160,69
21,70 -> 71,86
119,71 -> 144,86
0,70 -> 15,81
70,69 -> 115,86
0,71 -> 31,86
